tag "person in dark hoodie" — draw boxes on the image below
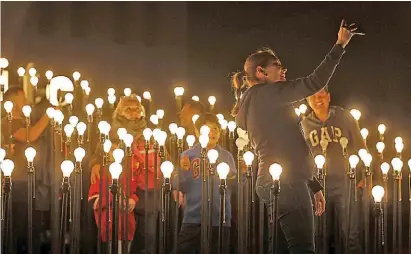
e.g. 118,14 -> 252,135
232,19 -> 358,253
301,87 -> 364,253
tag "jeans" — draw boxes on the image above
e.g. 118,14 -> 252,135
176,223 -> 230,254
256,176 -> 315,254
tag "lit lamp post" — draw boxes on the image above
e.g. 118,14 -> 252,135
85,104 -> 95,144
64,124 -> 75,159
199,134 -> 210,254
71,147 -> 85,254
378,124 -> 386,142
60,160 -> 74,254
124,88 -> 132,97
243,151 -> 255,252
392,157 -> 403,254
76,122 -> 87,147
95,98 -> 104,121
208,96 -> 216,113
380,162 -> 390,254
346,154 -> 359,253
108,95 -> 116,110
156,109 -> 165,129
186,135 -> 195,149
25,147 -> 36,254
298,103 -> 307,119
192,95 -> 199,102
174,87 -> 184,112
168,123 -> 178,164
216,162 -> 230,254
22,105 -> 32,143
142,128 -> 152,254
220,119 -> 228,150
150,114 -> 159,129
394,138 -> 404,159
4,101 -> 13,154
235,137 -> 247,254
65,93 -> 74,117
361,128 -> 369,148
376,142 -> 385,162
362,153 -> 373,254
17,67 -> 25,86
192,114 -> 199,126
228,121 -> 236,155
372,185 -> 385,254
350,109 -> 361,124
46,70 -> 54,84
30,76 -> 39,103
1,159 -> 14,254
123,133 -> 133,251
173,126 -> 185,250
112,147 -> 125,247
269,163 -> 282,254
315,154 -> 326,254
143,91 -> 152,117
109,162 -> 123,254
160,161 -> 174,254
207,149 -> 219,244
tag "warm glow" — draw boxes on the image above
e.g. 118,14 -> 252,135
228,121 -> 236,132
360,128 -> 369,140
243,151 -> 255,166
74,147 -> 86,162
391,157 -> 403,172
207,149 -> 219,164
150,115 -> 159,125
192,96 -> 199,101
169,123 -> 178,135
113,149 -> 125,163
200,125 -> 210,136
208,96 -> 216,106
294,108 -> 301,117
17,67 -> 25,77
0,58 -> 8,69
216,162 -> 230,180
109,162 -> 123,180
143,91 -> 151,100
143,128 -> 153,141
395,137 -> 403,144
380,162 -> 390,175
29,68 -> 37,77
22,105 -> 32,117
174,87 -> 185,97
192,114 -> 199,124
76,122 -> 87,136
108,95 -> 116,105
61,160 -> 74,178
103,140 -> 112,153
314,154 -> 326,169
349,155 -> 360,169
72,71 -> 81,81
46,70 -> 53,80
269,163 -> 282,181
95,98 -> 104,109
69,116 -> 79,127
30,76 -> 39,86
186,135 -> 195,147
80,80 -> 89,90
216,114 -> 224,122
124,88 -> 132,97
339,137 -> 348,149
376,142 -> 385,154
161,161 -> 174,179
298,104 -> 307,114
25,147 -> 36,162
156,109 -> 165,120
199,135 -> 209,148
4,101 -> 13,113
395,142 -> 404,154
64,124 -> 75,138
350,109 -> 361,121
1,159 -> 14,177
358,149 -> 368,161
85,104 -> 95,116
107,88 -> 115,96
235,137 -> 248,151
65,93 -> 74,104
176,127 -> 186,140
378,124 -> 386,135
372,185 -> 385,203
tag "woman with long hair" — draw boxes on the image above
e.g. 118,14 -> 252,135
232,20 -> 358,253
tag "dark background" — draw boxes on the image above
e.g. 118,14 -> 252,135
2,1 -> 411,144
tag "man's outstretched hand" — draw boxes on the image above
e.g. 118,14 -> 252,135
337,19 -> 358,48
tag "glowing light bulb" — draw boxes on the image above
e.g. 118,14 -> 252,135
98,121 -> 110,136
349,155 -> 360,169
269,163 -> 282,181
95,98 -> 104,109
46,107 -> 55,119
217,162 -> 230,180
391,157 -> 403,172
0,58 -> 8,69
298,104 -> 307,115
220,120 -> 228,130
169,123 -> 178,135
363,153 -> 372,167
64,93 -> 74,105
117,128 -> 127,141
294,108 -> 301,117
124,134 -> 134,148
107,88 -> 115,96
200,125 -> 210,136
85,87 -> 91,96
30,76 -> 39,86
216,114 -> 224,122
157,131 -> 168,146
25,147 -> 36,162
1,159 -> 14,176
237,128 -> 247,138
69,116 -> 79,127
85,104 -> 95,116
29,68 -> 37,77
395,137 -> 403,144
208,96 -> 216,106
124,88 -> 132,97
61,160 -> 74,177
150,115 -> 159,125
380,162 -> 390,175
207,149 -> 219,164
176,127 -> 186,140
372,185 -> 385,203
143,128 -> 153,141
395,142 -> 404,154
199,135 -> 209,148
80,80 -> 89,90
192,96 -> 199,101
360,128 -> 369,140
113,149 -> 125,163
4,101 -> 13,113
76,122 -> 87,136
339,137 -> 348,149
103,140 -> 112,153
46,70 -> 53,80
376,142 -> 385,154
314,154 -> 326,169
160,161 -> 174,178
143,91 -> 151,100
22,105 -> 32,117
408,159 -> 411,172
136,95 -> 142,102
72,71 -> 81,81
228,121 -> 236,133
350,109 -> 361,121
358,149 -> 368,161
186,135 -> 195,147
192,114 -> 199,124
17,67 -> 25,77
378,124 -> 386,135
64,124 -> 75,138
156,109 -> 165,120
235,137 -> 247,151
108,95 -> 116,105
243,151 -> 255,166
174,87 -> 184,97
54,110 -> 64,124
74,147 -> 86,162
109,162 -> 122,180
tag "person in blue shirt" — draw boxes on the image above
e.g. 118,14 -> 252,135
174,113 -> 237,254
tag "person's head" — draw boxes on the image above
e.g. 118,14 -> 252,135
307,87 -> 331,114
3,86 -> 27,113
231,48 -> 287,116
113,94 -> 145,121
194,113 -> 221,147
178,100 -> 205,130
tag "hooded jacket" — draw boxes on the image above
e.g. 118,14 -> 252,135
235,44 -> 345,187
301,106 -> 365,190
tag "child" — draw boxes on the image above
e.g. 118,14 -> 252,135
88,140 -> 139,254
174,113 -> 237,254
